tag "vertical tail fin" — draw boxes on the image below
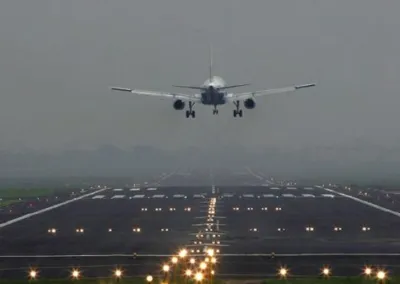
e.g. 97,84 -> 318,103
209,44 -> 213,82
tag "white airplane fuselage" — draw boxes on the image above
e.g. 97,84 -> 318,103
200,76 -> 227,106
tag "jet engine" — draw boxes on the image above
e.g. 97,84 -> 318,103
173,99 -> 185,110
244,98 -> 256,109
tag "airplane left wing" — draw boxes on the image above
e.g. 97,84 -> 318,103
226,83 -> 315,102
110,87 -> 200,101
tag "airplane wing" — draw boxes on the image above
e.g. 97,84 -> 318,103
226,83 -> 315,102
110,87 -> 201,102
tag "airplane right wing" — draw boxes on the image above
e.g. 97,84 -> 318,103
226,83 -> 316,102
110,87 -> 201,102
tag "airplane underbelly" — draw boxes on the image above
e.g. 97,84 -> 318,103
201,92 -> 225,105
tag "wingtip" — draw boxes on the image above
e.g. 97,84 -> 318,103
295,83 -> 316,89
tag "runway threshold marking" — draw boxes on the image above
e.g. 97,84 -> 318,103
316,186 -> 400,218
0,188 -> 108,229
1,253 -> 400,258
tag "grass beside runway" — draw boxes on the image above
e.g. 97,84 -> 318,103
0,188 -> 75,199
0,277 -> 396,283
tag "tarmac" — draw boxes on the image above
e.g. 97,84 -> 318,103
0,169 -> 400,279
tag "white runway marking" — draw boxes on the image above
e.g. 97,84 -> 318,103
270,187 -> 280,190
111,195 -> 125,199
92,195 -> 105,199
302,194 -> 315,198
304,187 -> 314,190
316,186 -> 400,218
113,188 -> 123,192
0,188 -> 107,229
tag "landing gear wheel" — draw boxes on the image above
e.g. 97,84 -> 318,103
191,111 -> 196,118
233,101 -> 242,118
233,110 -> 237,117
239,109 -> 243,117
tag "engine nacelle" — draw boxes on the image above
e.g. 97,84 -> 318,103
173,99 -> 185,110
244,98 -> 256,109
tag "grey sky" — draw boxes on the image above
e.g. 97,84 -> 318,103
1,0 -> 400,152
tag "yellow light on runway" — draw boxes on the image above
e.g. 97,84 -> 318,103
146,275 -> 153,282
185,269 -> 192,276
189,258 -> 196,264
211,257 -> 217,264
171,256 -> 178,264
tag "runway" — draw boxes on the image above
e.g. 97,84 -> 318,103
0,170 -> 400,279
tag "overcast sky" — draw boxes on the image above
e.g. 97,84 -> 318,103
1,0 -> 400,152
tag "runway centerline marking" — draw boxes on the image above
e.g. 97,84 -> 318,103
316,186 -> 400,218
0,188 -> 108,229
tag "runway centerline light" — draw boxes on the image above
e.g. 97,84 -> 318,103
207,248 -> 214,257
377,270 -> 386,280
146,275 -> 153,282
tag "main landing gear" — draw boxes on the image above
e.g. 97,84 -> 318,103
213,105 -> 219,115
186,101 -> 195,118
233,101 -> 243,117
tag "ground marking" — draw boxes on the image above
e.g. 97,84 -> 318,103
316,186 -> 400,218
0,188 -> 108,229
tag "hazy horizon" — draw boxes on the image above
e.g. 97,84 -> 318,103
1,1 -> 400,181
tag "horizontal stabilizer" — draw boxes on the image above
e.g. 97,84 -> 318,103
218,83 -> 250,90
172,85 -> 205,90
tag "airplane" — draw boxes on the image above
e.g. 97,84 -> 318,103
110,47 -> 316,118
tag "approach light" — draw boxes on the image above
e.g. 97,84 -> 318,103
211,257 -> 217,264
146,275 -> 153,282
185,269 -> 192,276
179,249 -> 188,258
279,267 -> 288,277
29,269 -> 37,279
162,264 -> 170,272
189,258 -> 196,264
200,262 -> 207,270
71,269 -> 80,279
364,267 -> 373,276
195,272 -> 203,282
114,269 -> 122,278
377,270 -> 386,280
171,256 -> 178,264
322,267 -> 330,276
